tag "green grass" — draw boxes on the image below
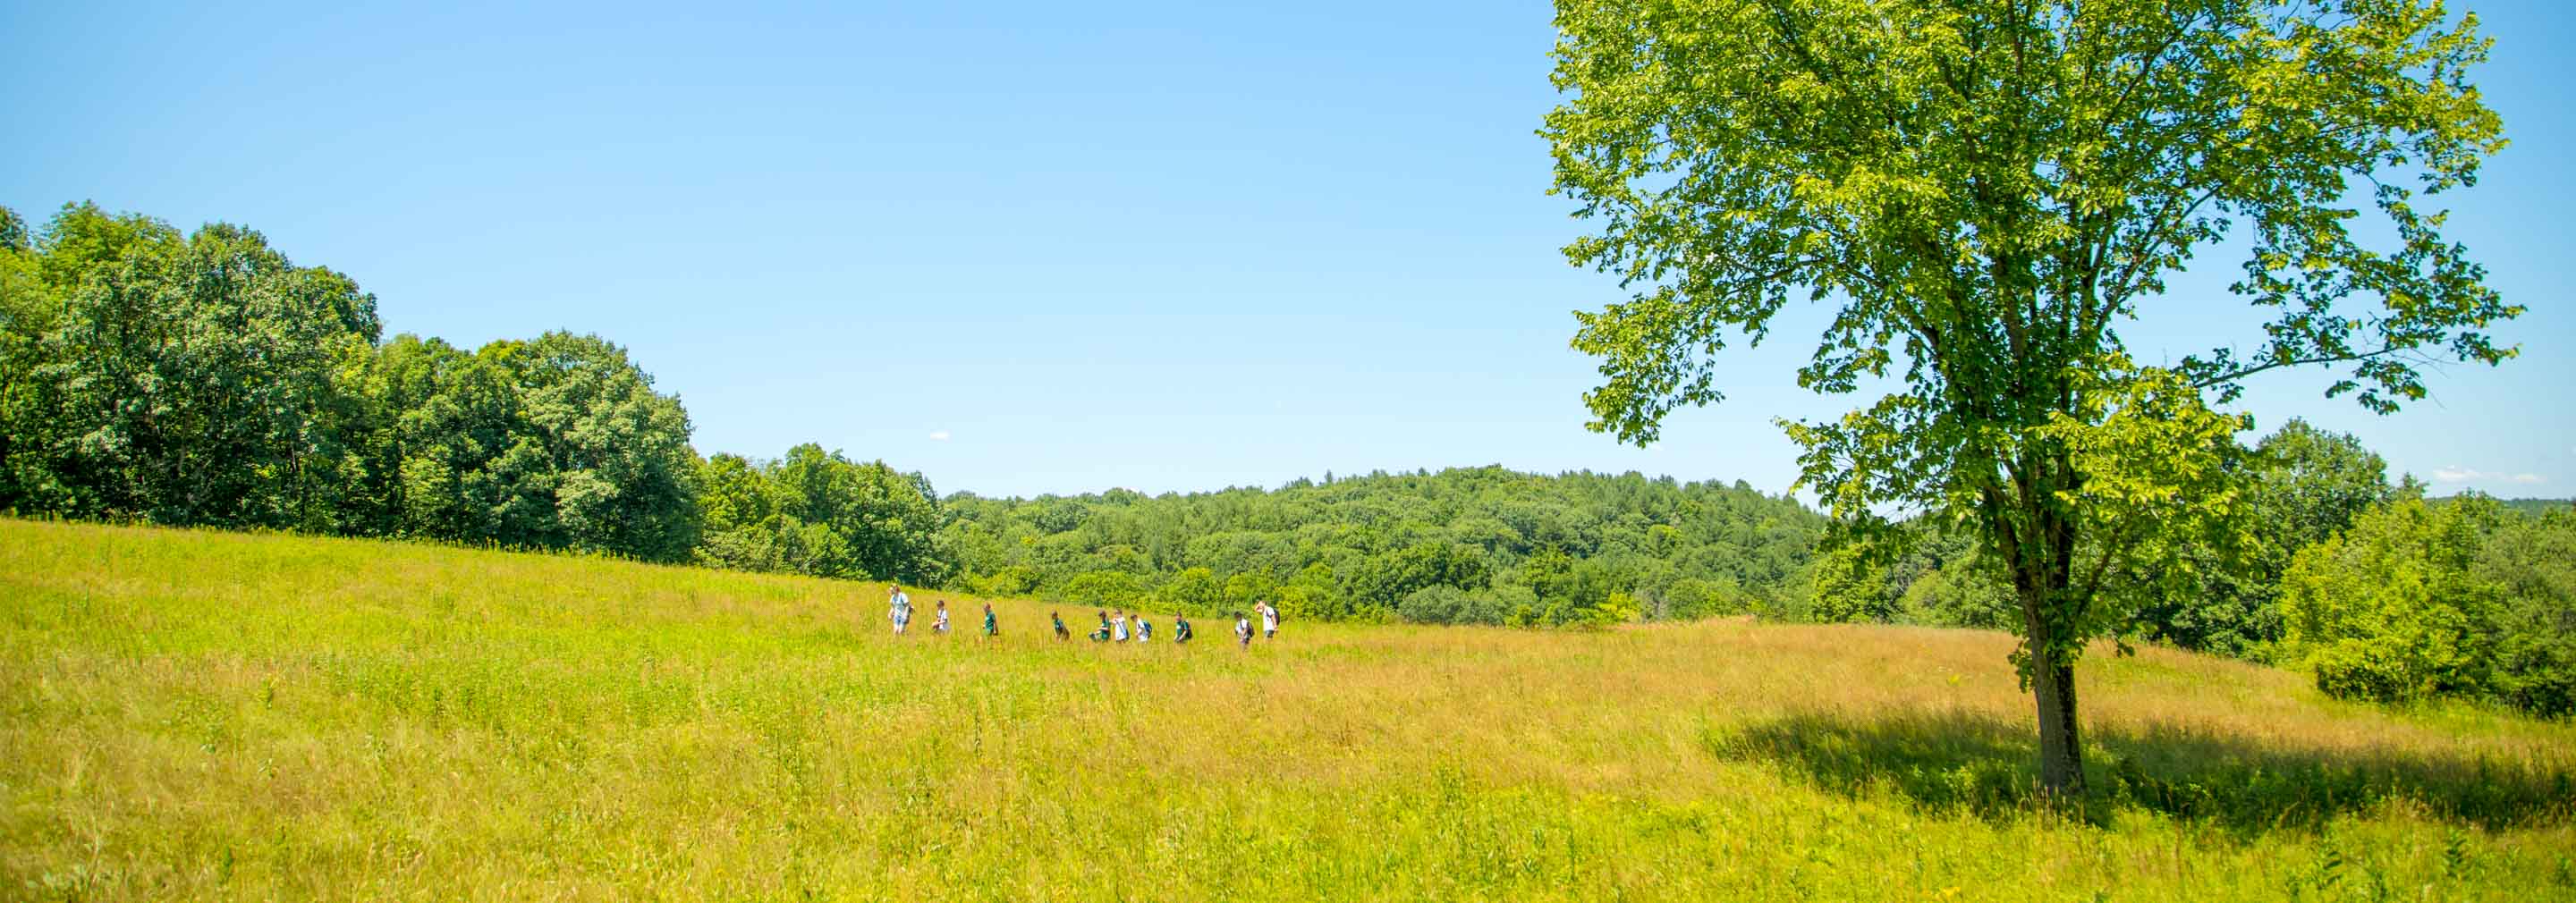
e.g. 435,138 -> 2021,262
4,518 -> 2572,901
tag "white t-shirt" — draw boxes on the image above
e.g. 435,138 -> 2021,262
1260,604 -> 1278,630
1113,617 -> 1129,641
890,590 -> 911,618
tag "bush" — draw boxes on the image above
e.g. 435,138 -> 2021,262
2479,509 -> 2576,716
1398,584 -> 1533,626
2281,496 -> 2576,717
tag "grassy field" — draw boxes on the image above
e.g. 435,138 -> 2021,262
3,519 -> 2572,901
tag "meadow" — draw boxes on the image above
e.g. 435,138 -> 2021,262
3,518 -> 2572,901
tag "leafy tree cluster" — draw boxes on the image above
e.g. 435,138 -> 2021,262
939,467 -> 1823,626
1813,420 -> 2403,661
2282,496 -> 2576,717
696,445 -> 951,586
0,202 -> 945,577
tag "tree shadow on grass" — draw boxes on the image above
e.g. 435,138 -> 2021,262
1707,708 -> 2575,834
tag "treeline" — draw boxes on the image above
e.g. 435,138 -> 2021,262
0,202 -> 948,583
1813,418 -> 2575,717
941,467 -> 1822,626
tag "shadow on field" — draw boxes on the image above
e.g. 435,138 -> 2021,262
1707,709 -> 2575,834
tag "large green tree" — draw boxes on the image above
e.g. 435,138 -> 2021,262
6,204 -> 379,527
692,445 -> 953,586
1547,0 -> 2513,793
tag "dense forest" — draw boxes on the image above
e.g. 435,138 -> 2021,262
941,468 -> 1822,626
0,201 -> 2567,715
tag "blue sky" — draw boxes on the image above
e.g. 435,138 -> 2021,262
4,1 -> 2569,500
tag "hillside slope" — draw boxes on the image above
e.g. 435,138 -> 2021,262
3,519 -> 2571,901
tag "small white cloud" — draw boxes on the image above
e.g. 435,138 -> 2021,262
2432,466 -> 2544,485
928,430 -> 952,442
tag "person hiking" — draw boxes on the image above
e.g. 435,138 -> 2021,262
1053,611 -> 1071,641
933,599 -> 951,635
1090,611 -> 1112,642
1234,611 -> 1253,648
1134,613 -> 1153,643
982,603 -> 998,639
1258,600 -> 1280,640
1174,612 -> 1193,644
888,586 -> 912,637
1111,610 -> 1130,643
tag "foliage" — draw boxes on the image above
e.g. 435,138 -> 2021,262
942,467 -> 1822,625
695,445 -> 951,585
2479,509 -> 2576,716
2284,497 -> 2576,716
2,204 -> 379,528
2138,419 -> 2399,658
0,202 -> 926,574
1547,0 -> 2516,791
2282,495 -> 2498,702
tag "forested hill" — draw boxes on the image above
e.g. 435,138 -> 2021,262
2493,498 -> 2574,517
937,467 -> 1825,626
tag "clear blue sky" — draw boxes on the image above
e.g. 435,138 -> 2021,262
4,1 -> 2569,500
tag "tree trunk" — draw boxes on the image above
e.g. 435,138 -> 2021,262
2005,457 -> 2088,798
2029,648 -> 2085,797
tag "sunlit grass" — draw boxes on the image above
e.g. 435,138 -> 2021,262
4,519 -> 2571,900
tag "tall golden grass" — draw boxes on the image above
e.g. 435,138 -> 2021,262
3,519 -> 2570,900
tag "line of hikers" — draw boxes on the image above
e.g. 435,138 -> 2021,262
880,586 -> 1281,648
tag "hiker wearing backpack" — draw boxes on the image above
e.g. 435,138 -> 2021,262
1174,612 -> 1193,644
1053,611 -> 1071,641
982,603 -> 998,639
887,586 -> 912,637
1234,611 -> 1253,648
1258,600 -> 1280,640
